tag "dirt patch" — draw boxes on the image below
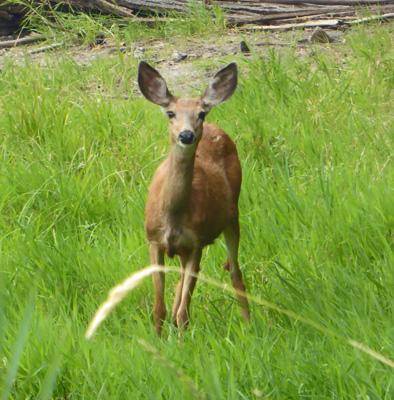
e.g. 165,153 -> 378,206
0,27 -> 347,93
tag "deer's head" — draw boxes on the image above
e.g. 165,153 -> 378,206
138,61 -> 238,157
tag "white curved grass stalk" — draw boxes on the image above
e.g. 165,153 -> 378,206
86,265 -> 169,339
86,265 -> 394,370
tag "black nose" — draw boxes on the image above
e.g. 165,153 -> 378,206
178,130 -> 195,145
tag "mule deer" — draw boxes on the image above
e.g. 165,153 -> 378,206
138,61 -> 250,336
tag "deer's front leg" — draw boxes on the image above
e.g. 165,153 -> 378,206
171,253 -> 191,325
174,249 -> 202,330
150,244 -> 166,336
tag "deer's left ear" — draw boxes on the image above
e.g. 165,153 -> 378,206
138,61 -> 173,107
201,63 -> 238,109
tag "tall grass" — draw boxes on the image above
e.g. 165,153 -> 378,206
10,0 -> 226,45
0,20 -> 394,399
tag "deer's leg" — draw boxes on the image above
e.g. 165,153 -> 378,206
171,254 -> 187,326
150,244 -> 166,336
175,249 -> 202,330
223,220 -> 250,323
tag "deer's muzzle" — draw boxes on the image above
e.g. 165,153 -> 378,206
178,130 -> 196,145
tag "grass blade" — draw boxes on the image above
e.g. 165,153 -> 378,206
1,295 -> 36,400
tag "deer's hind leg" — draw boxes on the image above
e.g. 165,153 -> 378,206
150,244 -> 166,336
223,219 -> 250,323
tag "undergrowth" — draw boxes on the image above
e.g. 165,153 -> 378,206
0,14 -> 394,400
7,0 -> 227,46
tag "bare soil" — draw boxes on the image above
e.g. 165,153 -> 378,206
0,27 -> 347,94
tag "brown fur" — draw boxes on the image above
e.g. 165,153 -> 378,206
138,61 -> 250,335
146,122 -> 241,255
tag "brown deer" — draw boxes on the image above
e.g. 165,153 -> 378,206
138,61 -> 250,336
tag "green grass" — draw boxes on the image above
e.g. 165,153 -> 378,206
1,18 -> 394,399
11,0 -> 227,46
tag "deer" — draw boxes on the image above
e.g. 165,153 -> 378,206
138,61 -> 250,336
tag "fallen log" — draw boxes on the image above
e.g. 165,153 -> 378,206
0,1 -> 26,36
224,1 -> 394,25
63,0 -> 135,17
253,0 -> 393,5
29,41 -> 64,53
347,12 -> 394,24
241,18 -> 342,31
29,0 -> 394,17
0,34 -> 45,47
1,0 -> 394,37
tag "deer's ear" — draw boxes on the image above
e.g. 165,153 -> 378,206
201,62 -> 238,108
138,61 -> 173,107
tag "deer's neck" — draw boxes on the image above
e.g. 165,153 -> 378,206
162,149 -> 195,225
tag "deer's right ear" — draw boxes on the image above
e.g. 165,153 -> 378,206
138,61 -> 173,107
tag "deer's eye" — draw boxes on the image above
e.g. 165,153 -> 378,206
167,111 -> 175,119
198,112 -> 207,121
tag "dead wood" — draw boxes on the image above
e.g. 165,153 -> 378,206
29,41 -> 63,53
1,0 -> 394,37
347,12 -> 394,24
255,0 -> 393,4
0,34 -> 45,47
241,18 -> 341,31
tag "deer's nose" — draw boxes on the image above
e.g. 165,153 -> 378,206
178,130 -> 195,145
